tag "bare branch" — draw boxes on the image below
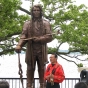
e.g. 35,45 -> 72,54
58,42 -> 63,49
58,54 -> 78,66
65,54 -> 87,61
19,7 -> 31,15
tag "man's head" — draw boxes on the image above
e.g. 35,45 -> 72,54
75,82 -> 88,88
49,54 -> 58,64
0,81 -> 9,88
31,4 -> 43,19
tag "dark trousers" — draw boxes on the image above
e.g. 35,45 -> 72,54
46,82 -> 60,88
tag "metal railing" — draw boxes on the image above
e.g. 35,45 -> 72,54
0,78 -> 80,88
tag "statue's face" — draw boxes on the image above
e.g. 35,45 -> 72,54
32,7 -> 41,18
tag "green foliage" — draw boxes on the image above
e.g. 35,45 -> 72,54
41,0 -> 88,54
0,0 -> 29,55
77,63 -> 83,67
39,0 -> 88,66
1,0 -> 88,67
48,47 -> 58,54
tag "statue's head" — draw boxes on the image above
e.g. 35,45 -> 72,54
31,4 -> 43,19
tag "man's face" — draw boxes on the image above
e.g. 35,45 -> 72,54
49,54 -> 56,64
32,7 -> 41,18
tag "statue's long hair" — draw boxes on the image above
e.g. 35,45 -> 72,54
29,4 -> 44,37
31,4 -> 43,19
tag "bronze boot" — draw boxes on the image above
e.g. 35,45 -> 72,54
27,83 -> 32,88
40,83 -> 45,88
38,68 -> 45,88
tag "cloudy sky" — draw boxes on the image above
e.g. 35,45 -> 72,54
20,0 -> 88,10
0,0 -> 88,78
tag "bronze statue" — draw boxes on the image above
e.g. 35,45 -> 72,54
15,4 -> 52,88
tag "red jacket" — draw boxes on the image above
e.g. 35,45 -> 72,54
44,62 -> 65,83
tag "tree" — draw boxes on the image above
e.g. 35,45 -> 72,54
0,0 -> 88,67
0,0 -> 29,55
41,0 -> 88,67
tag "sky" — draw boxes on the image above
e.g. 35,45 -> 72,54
20,0 -> 88,10
74,0 -> 88,6
18,0 -> 88,15
0,0 -> 88,79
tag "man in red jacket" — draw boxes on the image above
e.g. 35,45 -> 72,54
44,54 -> 65,88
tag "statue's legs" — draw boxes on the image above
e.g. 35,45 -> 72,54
38,68 -> 45,88
37,56 -> 46,88
26,54 -> 46,88
27,65 -> 34,88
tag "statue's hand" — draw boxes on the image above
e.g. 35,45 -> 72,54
15,45 -> 21,53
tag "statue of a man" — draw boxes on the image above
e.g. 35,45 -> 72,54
15,4 -> 52,88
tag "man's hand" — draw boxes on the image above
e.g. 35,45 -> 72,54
50,74 -> 54,78
46,74 -> 54,80
50,73 -> 54,85
46,75 -> 51,80
15,45 -> 21,53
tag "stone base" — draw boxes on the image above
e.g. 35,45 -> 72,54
78,67 -> 88,72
